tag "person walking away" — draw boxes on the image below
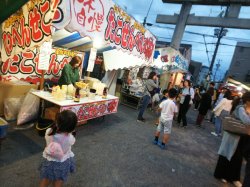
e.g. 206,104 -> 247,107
233,94 -> 250,187
194,88 -> 202,110
153,88 -> 178,149
214,91 -> 250,187
210,87 -> 227,123
211,90 -> 233,136
39,110 -> 77,187
177,80 -> 194,128
137,72 -> 159,123
205,82 -> 215,120
195,87 -> 214,128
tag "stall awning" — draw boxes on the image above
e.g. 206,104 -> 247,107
52,0 -> 156,68
103,49 -> 153,71
227,78 -> 250,91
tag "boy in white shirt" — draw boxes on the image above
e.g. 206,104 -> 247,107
153,88 -> 178,149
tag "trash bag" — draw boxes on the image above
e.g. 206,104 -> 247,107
17,89 -> 40,125
4,97 -> 24,121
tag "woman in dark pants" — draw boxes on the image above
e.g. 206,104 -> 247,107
177,80 -> 194,127
194,88 -> 201,110
195,87 -> 213,127
214,92 -> 250,187
137,71 -> 159,122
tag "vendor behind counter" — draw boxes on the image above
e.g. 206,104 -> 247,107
58,56 -> 82,86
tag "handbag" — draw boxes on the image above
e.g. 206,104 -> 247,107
222,116 -> 250,135
45,136 -> 65,160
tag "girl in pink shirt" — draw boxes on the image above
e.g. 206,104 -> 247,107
39,110 -> 77,187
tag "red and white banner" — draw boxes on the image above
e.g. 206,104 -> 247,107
1,0 -> 60,62
60,98 -> 119,123
53,0 -> 156,62
0,48 -> 84,84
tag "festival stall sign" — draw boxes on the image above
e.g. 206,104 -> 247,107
0,48 -> 84,84
1,0 -> 60,62
153,47 -> 189,73
60,98 -> 118,123
53,0 -> 156,65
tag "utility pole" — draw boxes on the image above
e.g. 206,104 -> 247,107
208,28 -> 227,78
213,59 -> 221,81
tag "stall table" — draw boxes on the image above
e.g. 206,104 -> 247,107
32,91 -> 119,124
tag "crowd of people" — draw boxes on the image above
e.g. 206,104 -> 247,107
135,71 -> 250,187
38,70 -> 250,187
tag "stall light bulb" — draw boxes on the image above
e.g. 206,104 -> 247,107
237,86 -> 242,91
93,37 -> 103,49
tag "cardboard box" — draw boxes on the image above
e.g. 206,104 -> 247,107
0,81 -> 38,116
44,106 -> 60,121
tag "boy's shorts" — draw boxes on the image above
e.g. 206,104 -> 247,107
157,119 -> 173,134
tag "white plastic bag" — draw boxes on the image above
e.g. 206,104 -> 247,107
4,97 -> 24,121
17,89 -> 40,125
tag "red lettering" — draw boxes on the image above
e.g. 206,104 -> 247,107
1,59 -> 11,74
60,57 -> 70,69
48,54 -> 60,75
83,0 -> 95,13
11,23 -> 23,48
20,52 -> 35,74
143,37 -> 154,60
9,55 -> 20,74
52,0 -> 60,10
121,22 -> 129,49
127,27 -> 135,51
114,18 -> 122,45
34,53 -> 43,75
40,1 -> 51,36
2,32 -> 13,56
77,8 -> 86,26
20,18 -> 31,48
135,32 -> 144,54
29,7 -> 42,42
105,8 -> 116,42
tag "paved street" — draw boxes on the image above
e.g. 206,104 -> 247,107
0,104 -> 245,187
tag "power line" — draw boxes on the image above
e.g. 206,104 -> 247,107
149,24 -> 250,43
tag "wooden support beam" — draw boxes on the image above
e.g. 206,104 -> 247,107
156,14 -> 250,29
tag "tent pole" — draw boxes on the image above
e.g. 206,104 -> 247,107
40,70 -> 45,90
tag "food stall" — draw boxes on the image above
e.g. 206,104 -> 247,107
223,77 -> 250,96
0,0 -> 156,124
153,47 -> 189,89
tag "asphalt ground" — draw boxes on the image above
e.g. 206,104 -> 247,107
0,104 -> 246,187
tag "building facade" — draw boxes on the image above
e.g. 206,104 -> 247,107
197,66 -> 209,86
226,42 -> 250,83
189,60 -> 202,85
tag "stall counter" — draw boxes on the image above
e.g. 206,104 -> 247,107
32,91 -> 119,123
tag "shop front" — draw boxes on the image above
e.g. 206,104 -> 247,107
0,0 -> 156,124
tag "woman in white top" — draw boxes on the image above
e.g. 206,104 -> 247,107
177,80 -> 194,127
211,90 -> 233,136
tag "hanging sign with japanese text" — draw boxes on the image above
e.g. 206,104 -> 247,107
153,47 -> 189,72
53,0 -> 156,63
0,48 -> 84,84
1,0 -> 60,62
60,98 -> 119,123
38,41 -> 53,70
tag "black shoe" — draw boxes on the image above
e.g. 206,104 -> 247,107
180,125 -> 187,128
137,118 -> 145,123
